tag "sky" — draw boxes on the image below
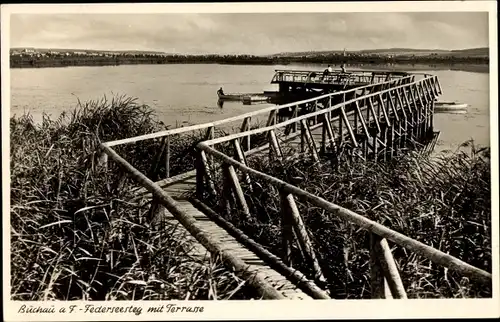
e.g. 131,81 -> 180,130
9,12 -> 489,55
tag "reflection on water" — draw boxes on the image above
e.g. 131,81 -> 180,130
10,63 -> 490,151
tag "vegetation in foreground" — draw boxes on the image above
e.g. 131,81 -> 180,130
10,94 -> 492,300
203,143 -> 492,299
10,96 -> 255,300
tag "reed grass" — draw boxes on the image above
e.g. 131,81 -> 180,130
202,142 -> 492,299
10,95 -> 255,300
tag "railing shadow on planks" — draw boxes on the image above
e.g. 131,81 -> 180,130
99,73 -> 491,299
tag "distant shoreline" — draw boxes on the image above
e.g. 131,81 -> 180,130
10,55 -> 488,70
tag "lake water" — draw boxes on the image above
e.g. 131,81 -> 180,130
10,63 -> 490,152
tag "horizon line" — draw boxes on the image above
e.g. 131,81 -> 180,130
9,46 -> 489,55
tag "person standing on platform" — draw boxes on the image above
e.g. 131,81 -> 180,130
323,65 -> 333,80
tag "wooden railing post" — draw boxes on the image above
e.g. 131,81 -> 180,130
98,149 -> 108,171
240,117 -> 251,151
200,150 -> 216,196
205,126 -> 215,140
320,116 -> 327,155
323,112 -> 337,154
220,163 -> 234,216
269,130 -> 283,160
368,97 -> 381,134
378,238 -> 407,299
354,101 -> 370,138
227,164 -> 252,221
300,120 -> 319,162
353,102 -> 359,136
165,135 -> 171,178
233,139 -> 252,189
377,94 -> 392,127
283,193 -> 326,285
280,192 -> 294,267
148,137 -> 167,181
370,233 -> 386,299
292,105 -> 299,133
340,107 -> 358,148
196,149 -> 205,199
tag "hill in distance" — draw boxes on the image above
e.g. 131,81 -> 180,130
11,46 -> 489,58
10,47 -> 169,55
272,47 -> 489,57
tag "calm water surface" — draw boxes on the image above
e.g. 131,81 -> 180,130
10,63 -> 490,151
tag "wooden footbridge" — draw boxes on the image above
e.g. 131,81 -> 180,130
99,70 -> 491,300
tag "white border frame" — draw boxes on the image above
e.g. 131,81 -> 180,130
2,2 -> 498,321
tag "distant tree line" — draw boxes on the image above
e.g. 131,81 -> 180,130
10,52 -> 489,68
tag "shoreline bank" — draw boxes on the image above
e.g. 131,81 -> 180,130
10,56 -> 489,70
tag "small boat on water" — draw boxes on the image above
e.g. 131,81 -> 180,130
242,95 -> 270,104
217,88 -> 280,101
434,101 -> 468,113
217,92 -> 263,100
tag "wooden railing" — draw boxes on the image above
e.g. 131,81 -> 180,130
191,75 -> 491,298
271,69 -> 416,86
100,74 -> 422,181
195,143 -> 492,298
97,72 -> 492,298
199,76 -> 442,162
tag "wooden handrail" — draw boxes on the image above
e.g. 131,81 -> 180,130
99,144 -> 288,299
103,75 -> 416,147
201,76 -> 437,146
196,142 -> 492,285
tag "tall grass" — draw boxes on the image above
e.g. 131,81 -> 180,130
202,142 -> 492,299
10,95 -> 255,300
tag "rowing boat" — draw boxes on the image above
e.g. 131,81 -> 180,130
434,101 -> 468,112
217,92 -> 263,100
242,95 -> 270,104
217,91 -> 280,101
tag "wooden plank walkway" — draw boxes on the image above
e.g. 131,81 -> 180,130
133,172 -> 313,300
127,102 -> 399,299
